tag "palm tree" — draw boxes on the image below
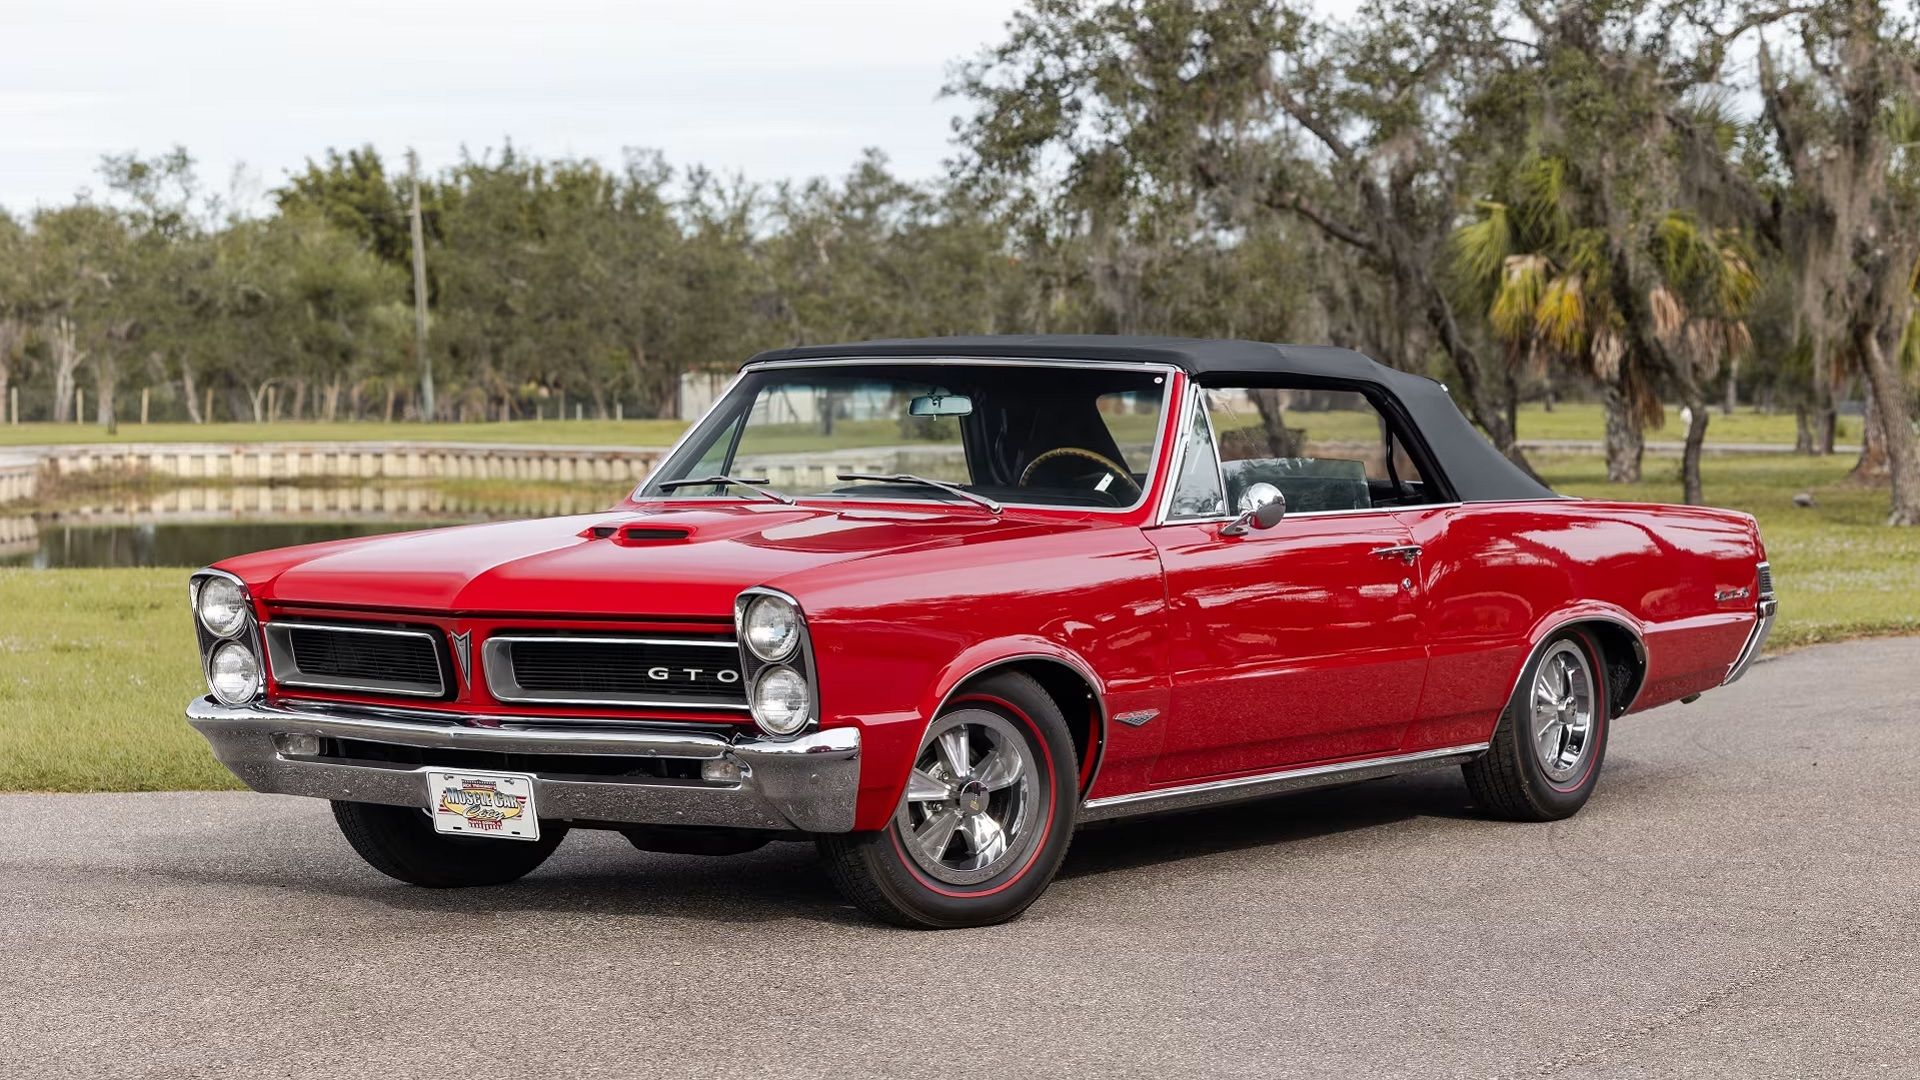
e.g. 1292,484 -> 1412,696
1454,160 -> 1760,496
1451,156 -> 1661,482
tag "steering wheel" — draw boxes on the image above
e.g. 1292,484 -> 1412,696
1018,447 -> 1143,500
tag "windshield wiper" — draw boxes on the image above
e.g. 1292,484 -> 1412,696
835,473 -> 1002,514
657,475 -> 795,505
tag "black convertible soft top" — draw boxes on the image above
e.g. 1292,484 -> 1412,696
745,334 -> 1554,503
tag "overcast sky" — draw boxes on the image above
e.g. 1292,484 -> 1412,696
1,0 -> 1026,214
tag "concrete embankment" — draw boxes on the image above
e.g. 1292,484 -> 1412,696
0,442 -> 669,505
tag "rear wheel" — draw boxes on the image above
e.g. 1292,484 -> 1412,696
1462,630 -> 1610,822
331,800 -> 567,887
817,671 -> 1077,929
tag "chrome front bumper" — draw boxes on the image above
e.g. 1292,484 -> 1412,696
185,698 -> 862,832
1722,597 -> 1778,686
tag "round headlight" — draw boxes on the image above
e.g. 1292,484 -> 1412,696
196,576 -> 249,638
208,640 -> 261,705
742,595 -> 800,661
751,665 -> 810,736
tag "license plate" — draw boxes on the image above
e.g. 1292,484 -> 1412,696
426,769 -> 540,841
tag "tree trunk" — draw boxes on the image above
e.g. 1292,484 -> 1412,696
93,357 -> 118,426
0,318 -> 22,418
1680,392 -> 1710,506
1850,383 -> 1889,482
47,317 -> 84,423
1794,404 -> 1814,453
1248,389 -> 1303,457
1600,384 -> 1644,483
1815,405 -> 1836,455
1860,332 -> 1920,525
323,380 -> 342,422
1723,353 -> 1738,415
181,361 -> 203,424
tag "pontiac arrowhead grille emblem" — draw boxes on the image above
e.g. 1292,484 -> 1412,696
450,631 -> 472,687
1115,709 -> 1159,728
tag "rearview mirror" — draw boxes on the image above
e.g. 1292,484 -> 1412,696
908,393 -> 973,418
1221,492 -> 1286,537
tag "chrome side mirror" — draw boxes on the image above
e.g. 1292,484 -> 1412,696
1221,489 -> 1286,536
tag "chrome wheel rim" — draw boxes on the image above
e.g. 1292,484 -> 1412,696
1531,640 -> 1596,783
893,709 -> 1042,886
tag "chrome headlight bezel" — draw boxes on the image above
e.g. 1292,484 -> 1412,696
190,568 -> 266,705
193,574 -> 250,639
734,586 -> 818,739
741,594 -> 801,662
207,639 -> 263,705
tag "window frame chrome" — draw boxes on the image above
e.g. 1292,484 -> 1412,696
633,356 -> 1181,517
1149,376 -> 1464,527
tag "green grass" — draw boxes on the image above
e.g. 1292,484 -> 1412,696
1516,402 -> 1825,445
3,452 -> 1913,792
0,569 -> 241,792
0,403 -> 1829,450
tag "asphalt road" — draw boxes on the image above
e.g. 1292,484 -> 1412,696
5,638 -> 1918,1079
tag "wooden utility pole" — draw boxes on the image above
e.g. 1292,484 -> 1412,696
409,151 -> 436,422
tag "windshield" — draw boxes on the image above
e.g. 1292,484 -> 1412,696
641,362 -> 1171,510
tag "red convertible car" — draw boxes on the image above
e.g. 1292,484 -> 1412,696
186,336 -> 1774,928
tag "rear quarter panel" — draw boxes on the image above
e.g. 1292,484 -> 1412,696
771,521 -> 1169,831
1397,500 -> 1763,751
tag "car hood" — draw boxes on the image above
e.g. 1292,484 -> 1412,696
222,502 -> 1088,619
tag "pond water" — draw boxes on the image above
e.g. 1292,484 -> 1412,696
1,485 -> 618,569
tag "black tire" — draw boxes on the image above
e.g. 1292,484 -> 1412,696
816,671 -> 1078,929
331,800 -> 567,888
1463,628 -> 1611,822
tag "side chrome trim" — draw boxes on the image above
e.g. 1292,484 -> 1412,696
263,620 -> 449,699
1079,743 -> 1488,822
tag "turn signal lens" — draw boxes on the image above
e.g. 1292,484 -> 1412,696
742,595 -> 800,661
196,576 -> 249,638
208,641 -> 262,705
751,665 -> 809,736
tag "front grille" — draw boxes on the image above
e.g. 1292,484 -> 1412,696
264,622 -> 447,698
484,634 -> 747,710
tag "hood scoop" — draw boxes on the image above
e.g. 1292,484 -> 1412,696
582,523 -> 693,544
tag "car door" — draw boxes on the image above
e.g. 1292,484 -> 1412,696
1143,383 -> 1431,783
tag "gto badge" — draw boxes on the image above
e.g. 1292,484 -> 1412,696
1115,709 -> 1159,728
450,631 -> 472,687
1715,586 -> 1752,602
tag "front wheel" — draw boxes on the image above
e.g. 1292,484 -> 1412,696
1462,629 -> 1610,821
817,671 -> 1077,929
331,800 -> 567,887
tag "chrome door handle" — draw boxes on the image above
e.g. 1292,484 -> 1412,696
1370,544 -> 1422,564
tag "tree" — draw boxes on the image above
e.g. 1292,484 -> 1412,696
1756,0 -> 1920,524
950,0 -> 1543,476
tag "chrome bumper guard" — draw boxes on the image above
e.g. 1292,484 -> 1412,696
1722,597 -> 1778,686
185,698 -> 861,832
